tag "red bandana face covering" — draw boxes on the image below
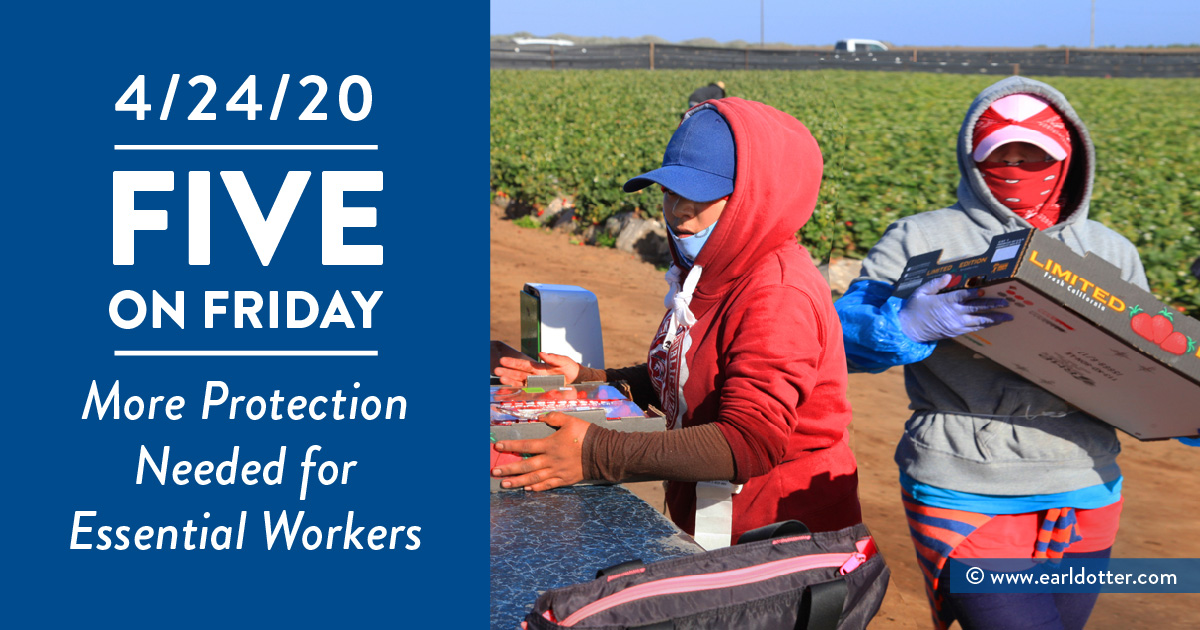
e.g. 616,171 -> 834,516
976,159 -> 1068,230
972,95 -> 1074,231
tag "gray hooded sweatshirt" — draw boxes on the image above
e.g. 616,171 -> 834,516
853,76 -> 1149,496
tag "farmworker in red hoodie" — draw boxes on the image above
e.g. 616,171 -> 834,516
493,98 -> 863,548
836,77 -> 1150,630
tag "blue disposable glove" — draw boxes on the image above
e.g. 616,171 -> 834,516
836,280 -> 937,372
897,275 -> 1013,343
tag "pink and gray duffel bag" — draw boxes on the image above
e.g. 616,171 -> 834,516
522,521 -> 889,630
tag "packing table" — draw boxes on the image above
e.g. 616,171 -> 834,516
490,485 -> 702,629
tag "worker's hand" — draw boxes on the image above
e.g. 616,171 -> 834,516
897,275 -> 1012,343
494,352 -> 584,386
491,412 -> 591,491
490,340 -> 534,373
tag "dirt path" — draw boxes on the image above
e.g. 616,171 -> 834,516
490,205 -> 1200,628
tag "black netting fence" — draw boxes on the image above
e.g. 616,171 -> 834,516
491,43 -> 1200,78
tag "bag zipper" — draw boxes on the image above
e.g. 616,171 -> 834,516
560,550 -> 867,627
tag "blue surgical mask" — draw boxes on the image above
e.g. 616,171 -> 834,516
669,219 -> 719,267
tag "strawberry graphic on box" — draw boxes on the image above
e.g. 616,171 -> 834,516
1129,305 -> 1153,339
1160,332 -> 1194,356
1150,310 -> 1175,344
1129,305 -> 1195,355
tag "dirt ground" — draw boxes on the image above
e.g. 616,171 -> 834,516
490,205 -> 1200,629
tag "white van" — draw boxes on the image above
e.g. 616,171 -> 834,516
512,37 -> 575,47
834,39 -> 888,53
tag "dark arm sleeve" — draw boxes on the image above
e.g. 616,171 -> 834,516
602,363 -> 661,411
581,422 -> 736,483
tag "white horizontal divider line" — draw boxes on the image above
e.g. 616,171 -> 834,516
115,350 -> 378,357
114,144 -> 378,150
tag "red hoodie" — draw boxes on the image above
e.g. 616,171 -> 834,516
648,98 -> 861,541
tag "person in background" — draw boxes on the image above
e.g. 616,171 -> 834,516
688,81 -> 725,109
492,98 -> 863,549
836,76 -> 1150,630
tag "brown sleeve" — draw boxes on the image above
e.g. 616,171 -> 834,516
581,422 -> 736,483
600,363 -> 661,410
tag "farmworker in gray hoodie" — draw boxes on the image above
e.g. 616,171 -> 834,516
836,76 -> 1149,630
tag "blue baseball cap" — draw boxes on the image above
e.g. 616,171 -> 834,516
623,109 -> 736,202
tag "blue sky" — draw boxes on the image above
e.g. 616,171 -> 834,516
490,1 -> 1199,48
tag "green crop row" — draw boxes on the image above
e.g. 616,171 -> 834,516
490,70 -> 1200,315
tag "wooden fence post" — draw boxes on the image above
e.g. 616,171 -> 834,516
1065,48 -> 1070,64
745,48 -> 749,70
551,45 -> 555,70
912,49 -> 917,63
649,42 -> 655,70
1012,63 -> 1021,75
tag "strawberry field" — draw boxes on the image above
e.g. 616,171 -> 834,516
490,70 -> 1200,315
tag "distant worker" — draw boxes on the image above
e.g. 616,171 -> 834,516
688,81 -> 726,109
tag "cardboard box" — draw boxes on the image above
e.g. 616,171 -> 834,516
490,375 -> 667,492
893,228 -> 1200,440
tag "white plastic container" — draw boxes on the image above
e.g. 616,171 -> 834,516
520,283 -> 605,369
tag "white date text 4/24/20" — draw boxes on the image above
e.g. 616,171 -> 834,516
116,74 -> 372,121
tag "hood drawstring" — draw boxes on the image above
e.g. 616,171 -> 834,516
663,264 -> 703,349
